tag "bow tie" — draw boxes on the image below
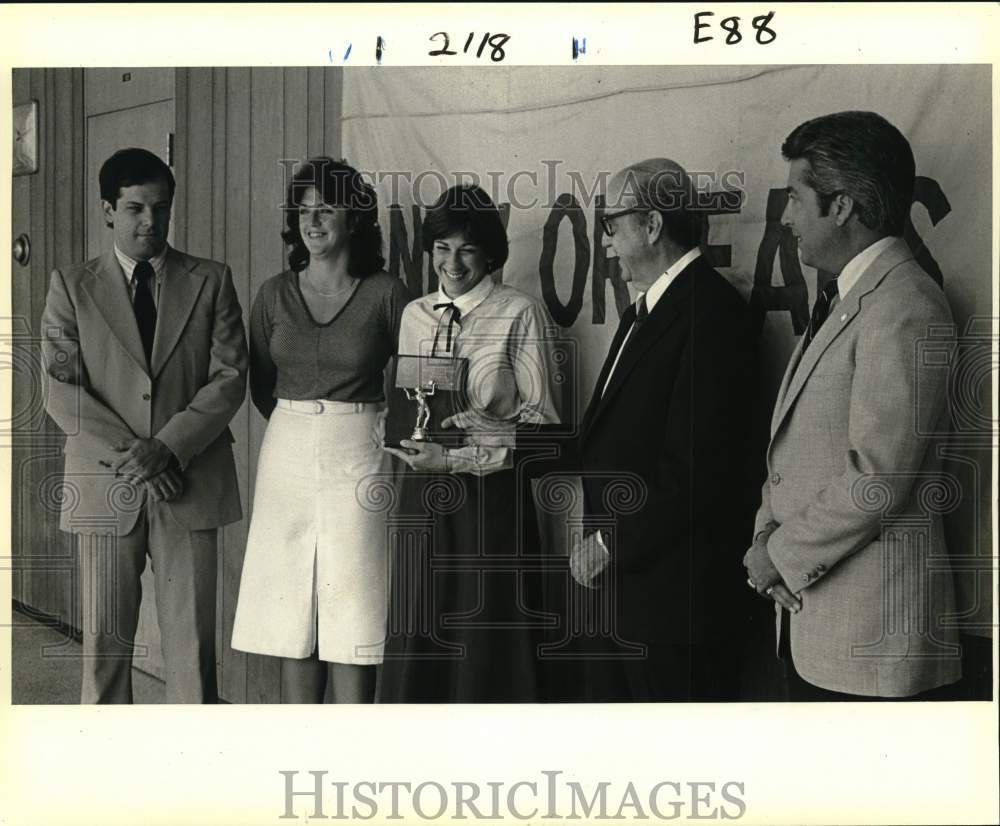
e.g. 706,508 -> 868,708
432,301 -> 462,355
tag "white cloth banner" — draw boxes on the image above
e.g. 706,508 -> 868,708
343,64 -> 993,622
344,64 -> 988,400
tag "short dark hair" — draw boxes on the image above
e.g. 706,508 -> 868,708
421,184 -> 509,271
99,147 -> 176,206
781,111 -> 915,236
282,157 -> 385,277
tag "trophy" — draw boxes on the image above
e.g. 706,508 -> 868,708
403,381 -> 436,441
386,355 -> 468,449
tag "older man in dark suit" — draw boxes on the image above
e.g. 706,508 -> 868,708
571,158 -> 758,701
41,148 -> 248,703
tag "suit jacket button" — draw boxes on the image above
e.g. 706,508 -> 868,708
801,573 -> 810,582
142,393 -> 151,401
816,564 -> 826,572
771,472 -> 782,485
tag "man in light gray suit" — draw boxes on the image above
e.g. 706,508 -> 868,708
744,111 -> 962,699
42,148 -> 247,703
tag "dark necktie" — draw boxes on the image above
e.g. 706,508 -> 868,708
132,260 -> 157,364
802,278 -> 839,352
634,294 -> 648,328
432,301 -> 461,355
597,298 -> 645,400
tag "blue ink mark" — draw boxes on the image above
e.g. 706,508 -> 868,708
343,43 -> 353,62
376,36 -> 385,64
572,36 -> 587,61
328,49 -> 333,63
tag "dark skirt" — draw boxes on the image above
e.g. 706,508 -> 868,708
378,465 -> 548,702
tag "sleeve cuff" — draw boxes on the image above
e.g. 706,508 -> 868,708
155,431 -> 190,471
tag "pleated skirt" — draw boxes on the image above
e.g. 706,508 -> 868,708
232,400 -> 390,664
378,465 -> 547,702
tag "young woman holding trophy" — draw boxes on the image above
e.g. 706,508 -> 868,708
382,184 -> 561,702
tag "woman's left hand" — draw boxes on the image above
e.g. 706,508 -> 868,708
383,440 -> 449,472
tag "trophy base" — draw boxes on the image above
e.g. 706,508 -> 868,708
386,354 -> 469,450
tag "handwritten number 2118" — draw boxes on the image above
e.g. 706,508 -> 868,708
429,32 -> 510,61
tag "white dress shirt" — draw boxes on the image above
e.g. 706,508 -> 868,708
397,275 -> 560,476
835,235 -> 896,301
115,244 -> 168,308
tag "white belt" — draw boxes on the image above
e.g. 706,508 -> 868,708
276,399 -> 383,415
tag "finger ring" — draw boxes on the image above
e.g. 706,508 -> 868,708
765,586 -> 774,596
746,577 -> 756,590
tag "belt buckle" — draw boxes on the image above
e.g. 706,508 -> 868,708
314,400 -> 326,414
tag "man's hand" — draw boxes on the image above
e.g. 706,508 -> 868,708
743,541 -> 781,591
743,541 -> 801,613
765,582 -> 802,614
570,531 -> 610,589
383,439 -> 449,472
144,465 -> 184,503
113,437 -> 175,482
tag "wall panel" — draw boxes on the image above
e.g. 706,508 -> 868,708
13,67 -> 345,704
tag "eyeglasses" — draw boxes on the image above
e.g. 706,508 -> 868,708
600,207 -> 649,237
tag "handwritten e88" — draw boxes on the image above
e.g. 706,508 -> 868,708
694,11 -> 777,45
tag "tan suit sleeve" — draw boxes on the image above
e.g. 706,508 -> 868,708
155,265 -> 248,469
41,267 -> 136,456
752,479 -> 779,541
766,286 -> 952,592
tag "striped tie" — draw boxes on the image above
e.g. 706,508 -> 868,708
802,278 -> 839,352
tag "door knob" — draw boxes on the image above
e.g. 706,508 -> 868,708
12,233 -> 31,266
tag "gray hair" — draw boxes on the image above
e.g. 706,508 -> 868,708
613,158 -> 701,249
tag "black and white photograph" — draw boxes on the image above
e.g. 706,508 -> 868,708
2,4 -> 997,825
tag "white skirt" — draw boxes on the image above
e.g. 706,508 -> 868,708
231,399 -> 390,664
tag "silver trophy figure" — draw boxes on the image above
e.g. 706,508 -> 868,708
403,381 -> 437,441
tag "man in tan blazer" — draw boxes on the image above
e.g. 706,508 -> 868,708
744,112 -> 962,699
41,148 -> 247,703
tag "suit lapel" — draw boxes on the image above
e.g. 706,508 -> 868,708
770,336 -> 804,437
82,250 -> 149,374
583,264 -> 694,441
772,238 -> 914,435
150,249 -> 206,378
580,303 -> 636,439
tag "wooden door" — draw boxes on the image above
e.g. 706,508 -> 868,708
85,100 -> 175,257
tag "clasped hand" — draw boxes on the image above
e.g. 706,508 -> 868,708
113,437 -> 174,482
144,464 -> 184,503
569,531 -> 610,589
112,437 -> 182,503
742,540 -> 801,613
